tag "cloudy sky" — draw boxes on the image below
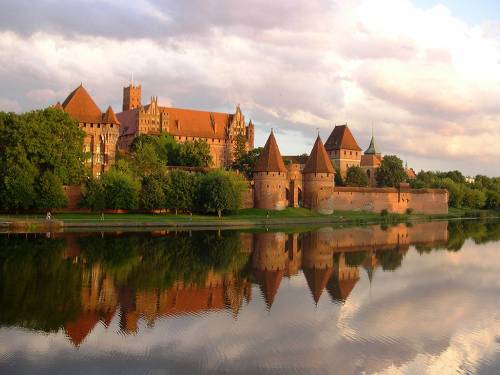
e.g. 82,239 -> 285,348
0,0 -> 499,176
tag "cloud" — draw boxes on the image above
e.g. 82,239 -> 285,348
0,0 -> 499,175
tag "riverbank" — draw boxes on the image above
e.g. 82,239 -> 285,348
1,207 -> 499,232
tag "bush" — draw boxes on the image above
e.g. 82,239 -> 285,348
380,209 -> 389,216
406,208 -> 414,215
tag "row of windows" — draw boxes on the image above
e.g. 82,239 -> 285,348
82,123 -> 115,128
330,150 -> 358,157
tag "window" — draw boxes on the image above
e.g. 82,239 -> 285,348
350,151 -> 352,155
96,172 -> 101,179
344,150 -> 346,155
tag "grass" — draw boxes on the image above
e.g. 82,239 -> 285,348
1,207 -> 498,229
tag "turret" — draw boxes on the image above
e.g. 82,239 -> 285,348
122,84 -> 142,111
302,135 -> 335,214
253,130 -> 288,210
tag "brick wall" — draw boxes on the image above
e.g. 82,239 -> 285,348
332,187 -> 448,214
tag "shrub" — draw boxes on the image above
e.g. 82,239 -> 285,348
406,208 -> 414,215
380,209 -> 389,216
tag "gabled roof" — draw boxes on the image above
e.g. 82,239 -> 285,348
102,105 -> 120,124
62,84 -> 103,123
364,135 -> 380,155
303,267 -> 333,304
303,136 -> 335,174
325,125 -> 361,151
254,131 -> 287,173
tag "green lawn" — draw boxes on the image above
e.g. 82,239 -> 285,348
1,207 -> 497,226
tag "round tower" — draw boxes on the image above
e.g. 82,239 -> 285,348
302,135 -> 335,214
253,130 -> 288,210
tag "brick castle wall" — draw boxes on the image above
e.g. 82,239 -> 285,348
332,187 -> 448,215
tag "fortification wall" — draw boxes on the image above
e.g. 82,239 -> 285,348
332,187 -> 448,215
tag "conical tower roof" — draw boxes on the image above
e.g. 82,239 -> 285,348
303,135 -> 335,174
364,135 -> 379,155
303,267 -> 333,304
253,269 -> 284,309
325,124 -> 361,151
102,105 -> 120,124
62,84 -> 102,123
254,131 -> 287,173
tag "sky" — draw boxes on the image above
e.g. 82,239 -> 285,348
0,0 -> 499,176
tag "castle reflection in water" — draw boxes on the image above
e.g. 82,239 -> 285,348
1,220 -> 496,347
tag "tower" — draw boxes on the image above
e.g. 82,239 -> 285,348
302,135 -> 335,214
360,133 -> 382,187
253,130 -> 288,210
122,84 -> 142,111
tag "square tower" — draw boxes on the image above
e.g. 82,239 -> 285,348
122,84 -> 142,111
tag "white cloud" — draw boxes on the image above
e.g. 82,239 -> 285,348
0,0 -> 499,175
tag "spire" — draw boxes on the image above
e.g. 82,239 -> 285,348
364,135 -> 379,155
254,130 -> 287,173
303,135 -> 335,174
303,267 -> 333,304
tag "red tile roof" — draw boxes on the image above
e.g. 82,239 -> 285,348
303,267 -> 333,304
303,136 -> 335,174
62,84 -> 103,123
325,125 -> 361,151
102,105 -> 120,124
253,269 -> 284,309
254,131 -> 287,173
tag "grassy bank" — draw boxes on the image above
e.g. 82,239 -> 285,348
1,207 -> 498,232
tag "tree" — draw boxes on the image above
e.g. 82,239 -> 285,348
80,178 -> 106,211
233,133 -> 247,163
437,178 -> 464,208
485,190 -> 500,210
376,155 -> 407,187
345,166 -> 369,187
0,108 -> 85,211
197,170 -> 247,217
141,173 -> 167,211
232,147 -> 263,179
171,139 -> 213,167
462,188 -> 486,209
334,166 -> 344,187
101,170 -> 140,210
164,170 -> 196,214
36,171 -> 68,210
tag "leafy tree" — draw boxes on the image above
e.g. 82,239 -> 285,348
345,166 -> 369,187
334,166 -> 344,186
197,170 -> 247,217
436,177 -> 464,208
233,133 -> 248,163
128,142 -> 163,178
462,188 -> 486,209
164,170 -> 196,214
376,155 -> 407,187
0,108 -> 85,211
485,190 -> 500,209
80,178 -> 106,211
141,173 -> 167,211
173,139 -> 213,167
232,147 -> 263,179
36,171 -> 68,210
101,169 -> 140,210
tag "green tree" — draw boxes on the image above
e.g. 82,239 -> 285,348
376,155 -> 407,187
436,177 -> 464,208
462,188 -> 486,209
334,166 -> 344,186
485,190 -> 500,209
171,139 -> 213,167
231,147 -> 263,179
101,169 -> 140,210
164,170 -> 196,214
0,155 -> 38,211
345,166 -> 369,187
80,178 -> 106,211
36,171 -> 68,210
141,173 -> 167,211
197,170 -> 246,217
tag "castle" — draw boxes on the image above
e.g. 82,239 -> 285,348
55,83 -> 448,215
252,129 -> 448,215
116,84 -> 254,168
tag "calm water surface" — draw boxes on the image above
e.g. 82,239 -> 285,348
0,220 -> 499,375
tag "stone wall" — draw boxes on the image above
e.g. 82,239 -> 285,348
253,171 -> 288,211
332,187 -> 448,214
